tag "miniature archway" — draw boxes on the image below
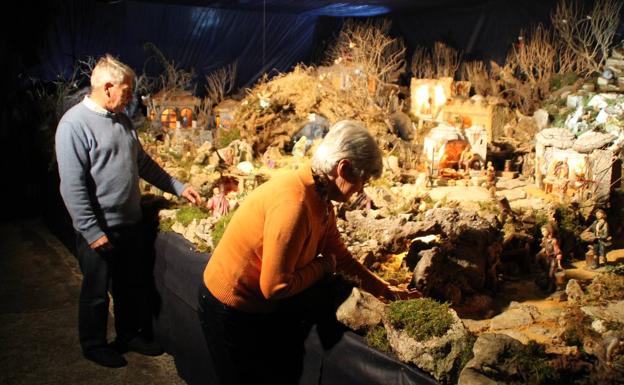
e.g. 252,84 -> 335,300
161,108 -> 177,129
180,108 -> 193,128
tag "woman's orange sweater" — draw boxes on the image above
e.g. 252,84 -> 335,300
203,165 -> 389,313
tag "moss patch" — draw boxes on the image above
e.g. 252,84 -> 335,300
550,72 -> 579,90
583,273 -> 624,304
216,126 -> 241,148
211,210 -> 235,247
387,298 -> 453,341
498,341 -> 560,385
365,325 -> 392,354
158,205 -> 211,233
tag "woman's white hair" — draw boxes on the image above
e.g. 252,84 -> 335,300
311,120 -> 383,179
90,54 -> 135,88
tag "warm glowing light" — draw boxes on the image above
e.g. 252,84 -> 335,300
411,80 -> 449,118
414,85 -> 430,115
432,84 -> 448,118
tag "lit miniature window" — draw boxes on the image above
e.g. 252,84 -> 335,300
161,108 -> 177,129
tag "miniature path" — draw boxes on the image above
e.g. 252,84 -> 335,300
463,247 -> 624,347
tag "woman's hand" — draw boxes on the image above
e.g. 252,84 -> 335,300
381,286 -> 422,302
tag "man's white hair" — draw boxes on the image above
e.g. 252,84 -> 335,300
90,54 -> 135,88
311,120 -> 383,179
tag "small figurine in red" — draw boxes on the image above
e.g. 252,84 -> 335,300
536,224 -> 563,292
205,184 -> 231,219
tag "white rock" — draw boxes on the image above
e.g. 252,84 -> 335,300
587,95 -> 608,109
565,105 -> 584,131
236,161 -> 254,174
566,95 -> 583,109
591,319 -> 607,334
595,109 -> 609,124
533,109 -> 550,130
597,77 -> 610,86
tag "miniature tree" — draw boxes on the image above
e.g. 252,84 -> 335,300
551,0 -> 623,76
325,18 -> 406,87
411,42 -> 461,79
411,46 -> 435,79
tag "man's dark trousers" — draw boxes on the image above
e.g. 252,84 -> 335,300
74,223 -> 148,353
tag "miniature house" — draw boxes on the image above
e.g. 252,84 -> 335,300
535,128 -> 623,204
409,77 -> 510,142
440,98 -> 509,142
423,123 -> 462,172
213,99 -> 240,130
145,90 -> 201,130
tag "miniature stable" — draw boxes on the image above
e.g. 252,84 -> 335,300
39,1 -> 624,384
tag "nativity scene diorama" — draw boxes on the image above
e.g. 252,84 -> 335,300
37,1 -> 624,383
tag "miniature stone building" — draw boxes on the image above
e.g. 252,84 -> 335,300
535,127 -> 622,204
145,90 -> 201,130
441,98 -> 510,141
213,99 -> 240,130
410,78 -> 510,142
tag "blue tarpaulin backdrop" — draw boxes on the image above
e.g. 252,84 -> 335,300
31,0 -> 559,89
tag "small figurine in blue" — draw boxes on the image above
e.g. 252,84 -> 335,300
586,209 -> 611,267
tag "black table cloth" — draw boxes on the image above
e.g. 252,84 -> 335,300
152,232 -> 438,385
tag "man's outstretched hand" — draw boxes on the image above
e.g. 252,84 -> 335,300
181,185 -> 203,206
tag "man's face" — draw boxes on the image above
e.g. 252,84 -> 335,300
105,75 -> 133,113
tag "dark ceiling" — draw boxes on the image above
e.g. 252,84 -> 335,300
132,0 -> 494,16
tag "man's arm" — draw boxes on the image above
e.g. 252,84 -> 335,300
55,123 -> 105,245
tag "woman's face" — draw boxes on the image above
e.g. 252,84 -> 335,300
330,159 -> 369,202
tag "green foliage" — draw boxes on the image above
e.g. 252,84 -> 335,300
604,263 -> 624,276
387,298 -> 453,341
552,114 -> 567,128
158,205 -> 211,233
159,217 -> 175,232
365,325 -> 392,354
477,200 -> 500,215
555,204 -> 582,236
511,341 -> 560,385
583,273 -> 624,304
211,210 -> 236,247
457,333 -> 477,372
216,126 -> 241,148
176,206 -> 210,225
550,72 -> 579,90
534,211 -> 549,228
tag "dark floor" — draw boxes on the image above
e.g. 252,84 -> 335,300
0,220 -> 186,385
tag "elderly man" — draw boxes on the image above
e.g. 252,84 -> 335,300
198,120 -> 420,385
56,54 -> 201,368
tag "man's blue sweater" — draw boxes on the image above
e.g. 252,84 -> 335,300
55,101 -> 185,244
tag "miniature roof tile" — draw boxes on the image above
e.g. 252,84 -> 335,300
573,131 -> 617,153
535,127 -> 575,149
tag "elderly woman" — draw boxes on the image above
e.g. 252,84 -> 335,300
198,120 -> 417,385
